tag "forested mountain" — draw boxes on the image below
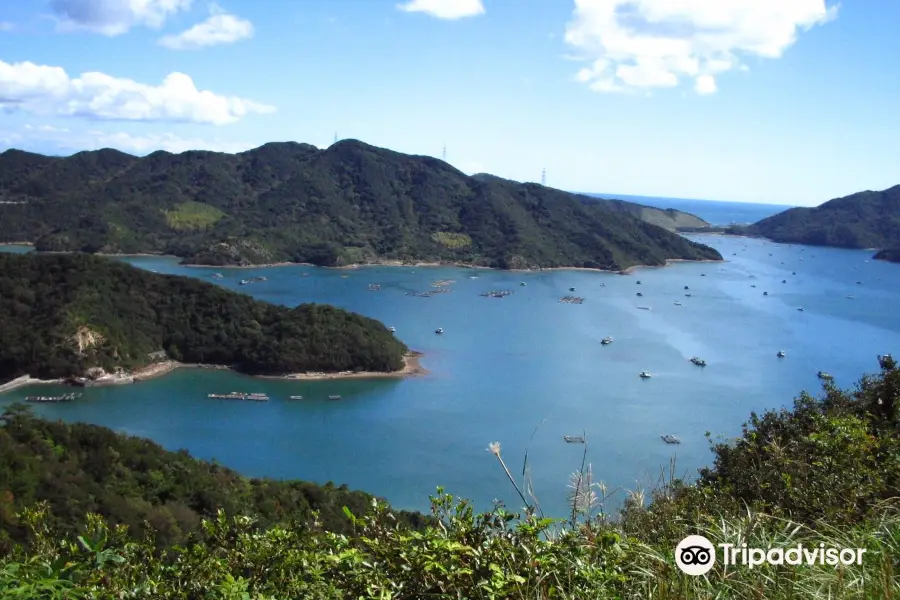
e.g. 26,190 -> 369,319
0,253 -> 407,383
0,140 -> 721,269
745,184 -> 900,249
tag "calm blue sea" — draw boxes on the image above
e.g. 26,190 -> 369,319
2,199 -> 896,520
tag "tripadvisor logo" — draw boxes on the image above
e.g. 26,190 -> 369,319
675,535 -> 868,576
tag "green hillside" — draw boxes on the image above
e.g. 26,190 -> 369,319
0,253 -> 407,384
0,141 -> 722,269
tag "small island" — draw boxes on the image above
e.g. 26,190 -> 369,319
0,253 -> 414,390
874,247 -> 900,263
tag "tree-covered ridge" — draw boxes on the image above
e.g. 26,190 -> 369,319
744,184 -> 900,249
0,141 -> 722,269
0,253 -> 407,383
874,247 -> 900,263
1,359 -> 898,598
0,404 -> 429,552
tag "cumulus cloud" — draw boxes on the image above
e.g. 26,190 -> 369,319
397,0 -> 485,20
565,0 -> 836,94
3,123 -> 256,154
50,0 -> 193,36
158,4 -> 253,49
0,59 -> 275,125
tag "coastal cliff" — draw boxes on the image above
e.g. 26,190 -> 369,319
0,253 -> 408,385
0,141 -> 722,270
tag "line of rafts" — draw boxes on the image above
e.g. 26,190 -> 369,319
239,276 -> 267,285
207,392 -> 343,402
25,392 -> 82,403
563,433 -> 681,445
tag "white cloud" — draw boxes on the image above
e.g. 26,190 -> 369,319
0,59 -> 275,125
158,6 -> 253,50
694,74 -> 716,94
2,123 -> 256,154
0,21 -> 14,31
50,0 -> 193,36
565,0 -> 836,94
397,0 -> 485,20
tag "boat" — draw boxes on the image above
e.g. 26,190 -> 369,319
797,307 -> 804,312
701,273 -> 707,277
288,395 -> 304,400
674,301 -> 682,306
636,280 -> 642,285
639,371 -> 652,378
690,357 -> 707,366
563,435 -> 585,443
782,279 -> 787,283
847,295 -> 855,299
684,293 -> 692,297
777,350 -> 786,358
389,326 -> 396,332
520,282 -> 527,286
763,292 -> 768,296
328,395 -> 342,400
637,306 -> 651,310
661,435 -> 681,444
817,371 -> 833,380
25,392 -> 81,403
569,287 -> 576,292
240,280 -> 250,285
636,292 -> 643,297
684,285 -> 689,290
211,273 -> 223,279
601,337 -> 613,345
751,284 -> 756,288
857,281 -> 863,284
435,328 -> 444,334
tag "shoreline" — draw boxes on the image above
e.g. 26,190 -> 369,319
0,353 -> 428,394
2,243 -> 725,274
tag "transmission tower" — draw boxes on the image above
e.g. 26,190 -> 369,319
442,143 -> 447,161
541,168 -> 546,186
334,132 -> 338,144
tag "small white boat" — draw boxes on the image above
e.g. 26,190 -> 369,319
690,357 -> 707,366
240,280 -> 250,285
777,350 -> 786,358
289,395 -> 304,400
563,435 -> 585,443
435,328 -> 444,334
389,326 -> 396,332
639,371 -> 652,378
661,434 -> 681,444
601,337 -> 613,345
520,282 -> 527,286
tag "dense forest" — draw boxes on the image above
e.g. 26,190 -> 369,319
0,253 -> 407,383
0,357 -> 897,597
0,141 -> 722,269
744,184 -> 900,249
874,247 -> 900,263
0,403 -> 429,552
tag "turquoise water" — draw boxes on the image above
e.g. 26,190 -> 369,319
2,234 -> 898,519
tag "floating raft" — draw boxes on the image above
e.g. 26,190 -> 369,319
25,392 -> 82,403
208,392 -> 269,401
367,284 -> 382,291
559,296 -> 584,304
480,290 -> 513,298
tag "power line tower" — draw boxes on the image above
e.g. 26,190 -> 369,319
334,132 -> 338,144
442,144 -> 447,161
541,168 -> 546,186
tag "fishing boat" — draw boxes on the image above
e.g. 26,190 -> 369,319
797,307 -> 805,312
661,435 -> 681,444
690,357 -> 707,366
636,280 -> 642,285
637,306 -> 651,310
685,293 -> 692,297
211,273 -> 223,279
435,328 -> 444,334
639,371 -> 652,379
520,282 -> 527,286
240,279 -> 250,285
569,287 -> 576,292
563,435 -> 585,443
684,285 -> 689,290
674,301 -> 682,306
777,350 -> 786,358
763,292 -> 768,296
636,292 -> 643,297
601,337 -> 613,345
289,395 -> 304,400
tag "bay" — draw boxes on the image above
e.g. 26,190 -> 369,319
2,224 -> 898,520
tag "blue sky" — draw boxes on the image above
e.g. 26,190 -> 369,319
0,0 -> 897,205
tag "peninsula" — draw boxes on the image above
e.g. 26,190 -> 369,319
0,253 -> 410,387
0,140 -> 721,270
742,183 -> 900,255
